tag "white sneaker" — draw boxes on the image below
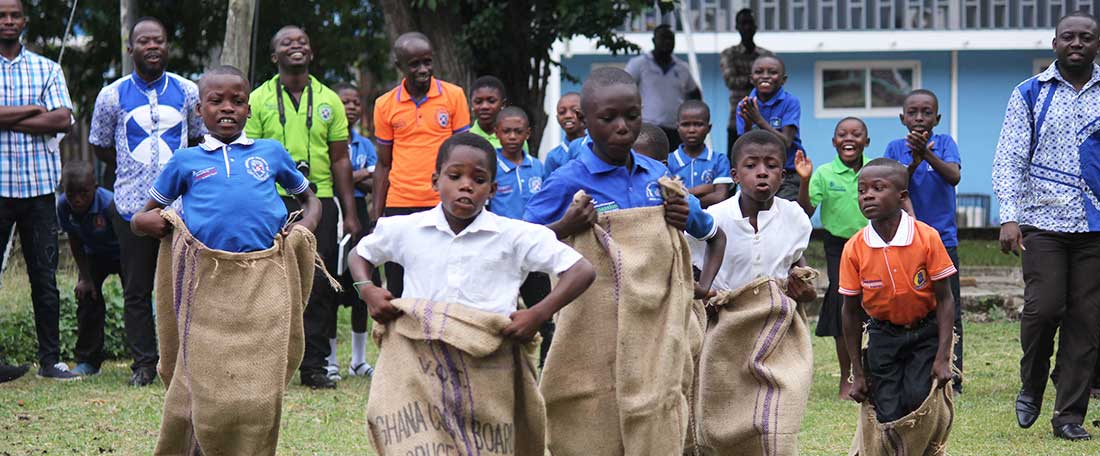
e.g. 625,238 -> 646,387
348,362 -> 374,378
324,365 -> 342,382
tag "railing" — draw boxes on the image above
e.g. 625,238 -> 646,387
625,0 -> 1095,32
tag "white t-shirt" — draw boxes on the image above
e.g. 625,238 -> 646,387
624,52 -> 700,129
706,194 -> 812,291
355,205 -> 584,315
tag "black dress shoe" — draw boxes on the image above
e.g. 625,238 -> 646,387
128,367 -> 157,387
1016,390 -> 1041,429
1054,423 -> 1091,441
301,372 -> 336,390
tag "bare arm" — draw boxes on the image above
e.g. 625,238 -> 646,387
546,195 -> 596,240
10,108 -> 72,135
695,227 -> 726,299
131,199 -> 170,238
371,142 -> 393,221
353,168 -> 372,194
931,280 -> 956,387
785,256 -> 817,303
0,105 -> 44,127
328,140 -> 361,239
288,187 -> 322,233
696,183 -> 729,208
842,294 -> 869,402
923,154 -> 961,186
350,253 -> 401,323
502,259 -> 597,341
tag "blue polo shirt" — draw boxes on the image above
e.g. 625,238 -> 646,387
150,134 -> 310,253
667,145 -> 733,188
350,129 -> 378,198
735,87 -> 803,171
523,137 -> 717,240
544,134 -> 588,177
490,151 -> 546,220
884,133 -> 961,247
57,188 -> 121,260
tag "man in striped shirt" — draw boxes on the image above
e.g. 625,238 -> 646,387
0,0 -> 76,380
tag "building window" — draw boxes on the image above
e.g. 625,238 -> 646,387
814,60 -> 921,118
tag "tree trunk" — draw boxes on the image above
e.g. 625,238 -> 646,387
377,0 -> 473,93
119,0 -> 138,75
222,0 -> 257,75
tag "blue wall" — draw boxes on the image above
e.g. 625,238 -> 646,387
561,48 -> 1053,223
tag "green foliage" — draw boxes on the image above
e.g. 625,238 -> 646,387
0,277 -> 128,364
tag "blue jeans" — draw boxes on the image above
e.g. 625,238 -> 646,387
0,195 -> 61,365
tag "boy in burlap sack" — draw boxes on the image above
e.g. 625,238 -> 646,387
693,131 -> 817,456
839,159 -> 957,455
349,133 -> 596,455
524,67 -> 727,456
131,66 -> 323,455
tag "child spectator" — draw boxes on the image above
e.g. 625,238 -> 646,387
736,55 -> 803,201
469,75 -> 527,152
544,92 -> 586,175
633,122 -> 670,164
883,88 -> 964,393
330,82 -> 378,380
57,161 -> 121,377
794,116 -> 871,400
841,158 -> 956,423
669,100 -> 732,207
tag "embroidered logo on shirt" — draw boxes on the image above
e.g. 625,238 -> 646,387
319,104 -> 333,122
770,117 -> 782,128
862,279 -> 884,289
701,169 -> 715,183
594,200 -> 620,213
245,156 -> 270,181
193,166 -> 217,182
913,268 -> 929,290
497,184 -> 513,195
94,215 -> 107,230
436,109 -> 450,128
645,180 -> 663,201
828,181 -> 847,192
529,176 -> 542,193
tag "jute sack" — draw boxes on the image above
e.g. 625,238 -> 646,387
848,370 -> 955,455
683,299 -> 707,456
541,177 -> 695,456
366,298 -> 545,456
153,210 -> 317,456
695,267 -> 817,456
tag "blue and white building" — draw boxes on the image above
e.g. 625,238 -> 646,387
541,0 -> 1078,225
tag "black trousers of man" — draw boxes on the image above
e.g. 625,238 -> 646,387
519,272 -> 554,367
1018,227 -> 1100,428
0,195 -> 62,366
284,197 -> 339,379
110,211 -> 160,372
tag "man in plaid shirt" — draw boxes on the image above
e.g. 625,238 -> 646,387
0,0 -> 77,380
720,9 -> 772,159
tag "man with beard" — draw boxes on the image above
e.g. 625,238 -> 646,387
245,25 -> 360,390
0,0 -> 75,380
89,16 -> 204,386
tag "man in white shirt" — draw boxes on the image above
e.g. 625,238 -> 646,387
624,25 -> 702,150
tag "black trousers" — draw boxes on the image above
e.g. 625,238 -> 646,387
380,206 -> 433,298
0,195 -> 61,365
945,246 -> 963,392
74,254 -> 123,367
337,198 -> 380,334
284,197 -> 340,377
519,272 -> 554,366
661,126 -> 683,151
866,315 -> 939,423
1018,227 -> 1100,427
110,210 -> 160,371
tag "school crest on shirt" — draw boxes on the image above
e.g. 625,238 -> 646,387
913,268 -> 930,290
94,215 -> 107,231
436,108 -> 450,128
645,180 -> 663,201
701,169 -> 715,184
529,176 -> 542,193
318,103 -> 334,122
246,156 -> 271,181
770,117 -> 782,128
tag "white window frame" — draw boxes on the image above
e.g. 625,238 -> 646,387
814,60 -> 922,118
1033,58 -> 1054,75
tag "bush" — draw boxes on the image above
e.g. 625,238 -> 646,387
0,277 -> 130,364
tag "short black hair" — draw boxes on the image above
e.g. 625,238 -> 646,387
62,161 -> 96,192
561,91 -> 581,99
471,75 -> 507,99
129,16 -> 167,46
331,82 -> 358,93
436,132 -> 497,180
860,157 -> 909,190
497,106 -> 529,126
634,123 -> 670,161
198,65 -> 249,94
654,24 -> 673,35
270,25 -> 306,51
752,54 -> 786,74
731,129 -> 786,164
581,67 -> 638,114
736,8 -> 755,21
835,116 -> 868,133
903,89 -> 939,109
1057,10 -> 1099,32
677,99 -> 710,121
393,31 -> 432,61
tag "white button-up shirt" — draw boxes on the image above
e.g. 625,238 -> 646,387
355,205 -> 583,315
706,194 -> 812,291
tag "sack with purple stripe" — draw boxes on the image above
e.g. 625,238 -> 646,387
848,366 -> 955,455
153,209 -> 316,455
366,298 -> 545,456
541,177 -> 695,456
694,268 -> 817,456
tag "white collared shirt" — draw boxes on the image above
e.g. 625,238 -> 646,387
705,194 -> 812,291
355,205 -> 584,315
863,210 -> 915,248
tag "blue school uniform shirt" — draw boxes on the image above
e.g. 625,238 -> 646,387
735,87 -> 803,171
56,188 -> 121,260
884,133 -> 961,247
544,134 -> 588,177
150,133 -> 310,252
523,136 -> 717,240
349,129 -> 378,198
490,151 -> 546,220
667,145 -> 733,188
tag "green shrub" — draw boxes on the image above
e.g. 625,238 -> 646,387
0,277 -> 130,364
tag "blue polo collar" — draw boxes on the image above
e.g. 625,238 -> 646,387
672,144 -> 712,167
578,137 -> 658,175
496,150 -> 535,173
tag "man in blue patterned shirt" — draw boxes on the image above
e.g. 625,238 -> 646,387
88,16 -> 204,386
993,11 -> 1100,441
0,0 -> 75,380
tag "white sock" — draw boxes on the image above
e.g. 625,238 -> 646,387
327,337 -> 339,368
351,331 -> 368,367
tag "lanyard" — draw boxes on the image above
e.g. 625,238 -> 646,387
276,80 -> 314,167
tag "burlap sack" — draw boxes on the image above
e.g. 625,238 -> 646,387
541,177 -> 695,456
365,298 -> 545,456
683,299 -> 707,456
848,370 -> 955,455
153,210 -> 316,456
695,267 -> 817,456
